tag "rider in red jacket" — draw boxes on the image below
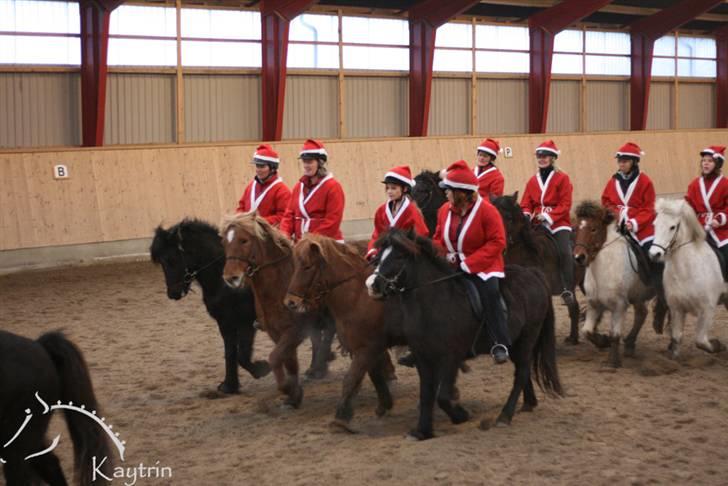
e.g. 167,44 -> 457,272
433,160 -> 510,364
236,144 -> 291,227
474,138 -> 505,199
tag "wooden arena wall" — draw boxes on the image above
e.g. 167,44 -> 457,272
1,128 -> 726,253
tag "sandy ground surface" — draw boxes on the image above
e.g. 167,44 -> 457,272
2,260 -> 728,486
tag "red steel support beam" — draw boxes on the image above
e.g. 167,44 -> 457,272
407,0 -> 479,137
260,0 -> 316,141
716,25 -> 728,129
629,0 -> 723,131
79,0 -> 121,147
527,0 -> 613,134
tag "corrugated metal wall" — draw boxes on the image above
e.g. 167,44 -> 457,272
344,76 -> 408,138
283,75 -> 338,140
547,80 -> 581,134
679,83 -> 715,129
104,73 -> 176,145
477,79 -> 528,134
428,77 -> 471,136
184,74 -> 261,143
647,82 -> 673,130
586,81 -> 629,132
0,72 -> 80,148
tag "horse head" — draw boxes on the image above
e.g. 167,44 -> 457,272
650,198 -> 705,262
573,201 -> 615,266
150,220 -> 205,300
366,228 -> 422,299
412,170 -> 446,236
220,212 -> 290,289
491,192 -> 531,247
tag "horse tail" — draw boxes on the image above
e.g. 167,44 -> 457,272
532,298 -> 565,398
38,332 -> 112,484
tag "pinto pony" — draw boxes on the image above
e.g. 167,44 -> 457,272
649,198 -> 728,358
572,202 -> 656,368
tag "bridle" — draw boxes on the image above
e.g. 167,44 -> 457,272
651,222 -> 694,255
371,250 -> 463,296
225,250 -> 290,278
287,261 -> 359,305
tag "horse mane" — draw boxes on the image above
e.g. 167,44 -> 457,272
414,170 -> 440,187
656,198 -> 706,242
303,233 -> 366,268
492,193 -> 540,252
375,228 -> 454,274
151,218 -> 219,262
220,211 -> 292,253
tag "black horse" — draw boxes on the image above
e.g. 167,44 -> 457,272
412,170 -> 447,236
491,193 -> 585,344
367,229 -> 563,440
0,330 -> 112,485
151,219 -> 271,394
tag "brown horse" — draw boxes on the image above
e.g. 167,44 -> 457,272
283,234 -> 397,431
221,213 -> 307,408
492,193 -> 584,344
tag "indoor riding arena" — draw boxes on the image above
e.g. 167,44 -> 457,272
2,0 -> 728,485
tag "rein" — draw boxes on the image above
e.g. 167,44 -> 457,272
374,265 -> 463,295
651,223 -> 695,255
225,251 -> 290,278
182,254 -> 225,284
287,267 -> 360,304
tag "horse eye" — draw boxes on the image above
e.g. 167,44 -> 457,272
669,225 -> 676,231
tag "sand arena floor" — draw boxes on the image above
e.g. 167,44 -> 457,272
2,260 -> 728,485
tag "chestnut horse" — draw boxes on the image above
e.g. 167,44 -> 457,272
221,214 -> 308,408
284,234 -> 398,432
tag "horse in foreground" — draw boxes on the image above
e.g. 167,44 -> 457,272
367,229 -> 563,440
284,234 -> 398,431
649,198 -> 727,357
151,220 -> 270,394
0,330 -> 111,485
572,202 -> 657,368
491,193 -> 583,344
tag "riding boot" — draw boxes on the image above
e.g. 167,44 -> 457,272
719,244 -> 728,282
481,278 -> 511,365
554,230 -> 575,305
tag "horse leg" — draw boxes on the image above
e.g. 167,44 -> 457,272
217,320 -> 241,394
436,359 -> 470,425
521,376 -> 538,412
3,461 -> 33,486
282,348 -> 303,409
368,352 -> 395,417
496,356 -> 528,427
668,310 -> 686,359
268,330 -> 303,407
237,319 -> 271,379
694,306 -> 724,353
307,313 -> 336,380
604,303 -> 627,369
29,451 -> 67,486
565,293 -> 580,345
583,305 -> 610,349
410,358 -> 437,440
331,351 -> 370,432
624,302 -> 648,357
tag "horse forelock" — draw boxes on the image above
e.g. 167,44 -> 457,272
655,198 -> 706,243
220,212 -> 292,253
302,233 -> 364,268
151,218 -> 218,261
575,200 -> 604,220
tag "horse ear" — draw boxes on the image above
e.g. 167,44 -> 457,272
603,209 -> 615,225
511,191 -> 519,201
406,227 -> 417,240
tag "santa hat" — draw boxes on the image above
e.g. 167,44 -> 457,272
439,160 -> 478,192
382,165 -> 415,188
615,142 -> 644,160
298,139 -> 328,159
535,140 -> 560,157
252,144 -> 280,165
477,138 -> 502,158
700,145 -> 726,162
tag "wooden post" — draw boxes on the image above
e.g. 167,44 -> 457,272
175,0 -> 185,144
337,9 -> 345,139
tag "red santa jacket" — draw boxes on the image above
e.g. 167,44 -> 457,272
475,165 -> 505,199
236,175 -> 292,226
366,197 -> 429,258
433,197 -> 506,281
280,173 -> 345,242
685,175 -> 728,247
601,172 -> 656,245
520,170 -> 573,233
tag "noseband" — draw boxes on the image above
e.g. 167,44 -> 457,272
225,249 -> 289,277
652,222 -> 689,255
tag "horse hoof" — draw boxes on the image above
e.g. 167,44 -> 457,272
216,382 -> 240,395
329,419 -> 358,434
450,407 -> 470,425
304,368 -> 328,380
623,346 -> 636,358
327,352 -> 337,362
564,335 -> 579,345
406,429 -> 433,441
283,387 -> 304,409
494,415 -> 511,427
397,354 -> 416,368
709,338 -> 725,353
587,332 -> 611,349
250,361 -> 271,379
520,403 -> 536,413
478,419 -> 492,431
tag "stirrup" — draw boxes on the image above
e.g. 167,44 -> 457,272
560,290 -> 575,304
490,343 -> 509,362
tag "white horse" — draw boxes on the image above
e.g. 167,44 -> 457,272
573,202 -> 656,368
649,198 -> 727,358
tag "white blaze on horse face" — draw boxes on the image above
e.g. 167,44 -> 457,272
579,219 -> 587,230
226,228 -> 235,243
376,247 -> 393,272
365,274 -> 377,294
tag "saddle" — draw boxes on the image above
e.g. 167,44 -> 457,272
620,228 -> 653,286
706,239 -> 728,282
462,277 -> 509,357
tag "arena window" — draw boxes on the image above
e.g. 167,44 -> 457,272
474,24 -> 529,73
288,13 -> 339,69
677,35 -> 716,78
341,16 -> 409,70
108,5 -> 177,66
0,0 -> 80,64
